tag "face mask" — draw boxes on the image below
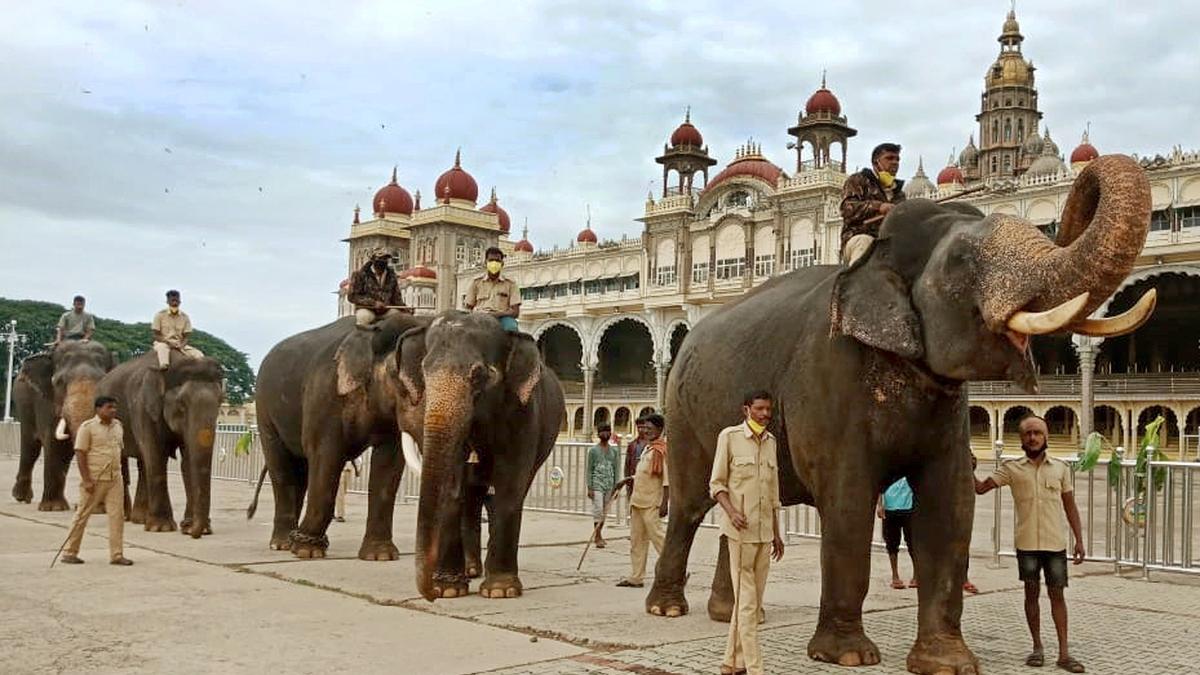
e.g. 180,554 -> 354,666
486,260 -> 503,275
746,418 -> 766,435
877,171 -> 895,188
169,306 -> 179,315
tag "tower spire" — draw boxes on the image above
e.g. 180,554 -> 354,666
454,148 -> 461,168
821,68 -> 827,89
390,165 -> 398,184
684,105 -> 691,123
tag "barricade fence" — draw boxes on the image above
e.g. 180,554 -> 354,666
5,420 -> 1198,576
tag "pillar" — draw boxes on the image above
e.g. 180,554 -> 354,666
1077,338 -> 1097,449
582,366 -> 595,440
654,361 -> 667,412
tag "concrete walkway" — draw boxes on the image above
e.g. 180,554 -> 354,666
1,456 -> 1197,674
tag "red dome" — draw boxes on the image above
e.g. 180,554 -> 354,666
805,88 -> 841,116
936,164 -> 964,185
514,238 -> 534,253
705,151 -> 783,192
576,227 -> 597,244
434,149 -> 479,203
372,167 -> 414,215
479,189 -> 511,233
399,265 -> 436,280
1070,142 -> 1099,164
670,122 -> 703,147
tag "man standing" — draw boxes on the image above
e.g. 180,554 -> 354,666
975,415 -> 1085,673
349,249 -> 407,330
624,416 -> 650,498
60,396 -> 133,566
55,295 -> 96,344
465,247 -> 521,332
586,423 -> 621,548
616,413 -> 668,588
877,477 -> 916,590
152,290 -> 204,370
334,457 -> 360,523
709,390 -> 784,675
839,142 -> 905,264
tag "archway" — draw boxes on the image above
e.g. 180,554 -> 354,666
559,410 -> 568,434
1100,273 -> 1200,374
1185,407 -> 1200,460
669,324 -> 689,363
573,408 -> 585,436
614,407 -> 632,437
593,407 -> 611,432
969,406 -> 992,454
1031,336 -> 1077,375
1044,406 -> 1079,450
597,319 -> 655,388
1093,405 -> 1123,447
1001,406 -> 1034,451
638,406 -> 656,419
537,324 -> 584,387
1137,406 -> 1179,457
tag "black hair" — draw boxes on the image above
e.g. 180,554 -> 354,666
73,295 -> 85,303
485,247 -> 505,259
94,395 -> 118,409
166,289 -> 181,299
597,423 -> 611,433
1018,413 -> 1047,427
742,389 -> 773,407
644,413 -> 665,430
871,143 -> 902,162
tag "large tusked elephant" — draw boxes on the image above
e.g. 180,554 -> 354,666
400,311 -> 564,601
98,351 -> 224,537
643,155 -> 1154,674
11,340 -> 114,510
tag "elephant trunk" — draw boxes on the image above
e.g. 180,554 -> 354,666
185,403 -> 217,538
414,372 -> 472,602
976,154 -> 1151,333
59,378 -> 99,440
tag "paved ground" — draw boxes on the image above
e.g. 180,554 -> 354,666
2,456 -> 1198,674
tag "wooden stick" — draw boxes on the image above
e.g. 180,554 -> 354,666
862,185 -> 988,226
729,493 -> 746,670
577,478 -> 633,571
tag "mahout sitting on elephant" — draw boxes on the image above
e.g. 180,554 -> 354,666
643,155 -> 1154,674
97,350 -> 224,537
12,340 -> 114,510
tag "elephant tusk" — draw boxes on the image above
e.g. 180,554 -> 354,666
401,431 -> 422,478
1068,288 -> 1157,338
1006,292 -> 1090,336
55,418 -> 70,440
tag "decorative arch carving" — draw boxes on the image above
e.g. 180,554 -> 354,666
590,314 -> 660,368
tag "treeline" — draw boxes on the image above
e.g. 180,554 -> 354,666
0,298 -> 254,404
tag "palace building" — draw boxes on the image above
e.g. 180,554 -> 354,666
340,9 -> 1200,456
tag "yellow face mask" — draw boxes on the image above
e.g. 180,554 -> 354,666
486,260 -> 503,275
746,418 -> 766,436
169,306 -> 180,315
877,171 -> 895,188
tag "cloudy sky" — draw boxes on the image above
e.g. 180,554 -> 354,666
1,1 -> 1196,367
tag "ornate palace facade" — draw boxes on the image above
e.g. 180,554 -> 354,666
341,10 -> 1200,455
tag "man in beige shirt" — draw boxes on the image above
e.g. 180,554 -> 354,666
61,396 -> 133,566
975,415 -> 1085,673
152,289 -> 204,370
465,247 -> 521,332
616,413 -> 668,588
710,390 -> 784,675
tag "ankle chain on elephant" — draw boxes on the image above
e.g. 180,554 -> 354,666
433,570 -> 467,585
288,529 -> 329,549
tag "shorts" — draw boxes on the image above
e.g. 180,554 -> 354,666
882,510 -> 913,554
1017,550 -> 1068,588
591,490 -> 612,522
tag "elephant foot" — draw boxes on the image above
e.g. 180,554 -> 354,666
269,536 -> 292,551
646,580 -> 689,618
179,519 -> 213,537
431,572 -> 470,599
289,530 -> 329,559
144,516 -> 177,532
357,539 -> 400,561
38,498 -> 71,512
465,555 -> 483,579
12,480 -> 33,503
707,589 -> 734,623
906,633 -> 979,675
480,573 -> 523,599
129,506 -> 147,524
808,622 -> 881,667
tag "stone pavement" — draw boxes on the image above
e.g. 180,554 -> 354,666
2,456 -> 1198,674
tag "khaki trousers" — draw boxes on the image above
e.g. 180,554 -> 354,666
335,466 -> 352,519
723,540 -> 771,675
64,479 -> 125,561
627,506 -> 664,584
354,308 -> 401,326
153,342 -> 204,368
841,234 -> 875,265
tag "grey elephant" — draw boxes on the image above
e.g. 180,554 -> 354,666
11,340 -> 114,510
97,351 -> 224,537
643,155 -> 1154,674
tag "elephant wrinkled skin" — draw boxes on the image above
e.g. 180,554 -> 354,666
644,155 -> 1152,674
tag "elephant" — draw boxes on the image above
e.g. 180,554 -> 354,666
642,155 -> 1154,674
250,313 -> 431,560
11,340 -> 114,510
400,311 -> 564,601
97,351 -> 224,537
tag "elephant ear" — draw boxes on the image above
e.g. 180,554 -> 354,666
829,238 -> 924,360
334,331 -> 376,396
394,326 -> 427,404
18,353 -> 53,398
505,332 -> 542,406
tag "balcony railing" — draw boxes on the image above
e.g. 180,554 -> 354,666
969,373 -> 1200,398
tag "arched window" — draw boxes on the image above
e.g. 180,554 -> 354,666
714,224 -> 746,280
992,120 -> 1000,144
655,238 -> 677,286
991,156 -> 999,173
1017,119 -> 1025,142
1004,118 -> 1012,142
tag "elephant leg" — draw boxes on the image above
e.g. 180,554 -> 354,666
645,433 -> 715,618
359,441 -> 402,561
38,444 -> 73,511
140,431 -> 176,532
262,425 -> 304,551
807,477 -> 881,667
290,435 -> 341,559
461,482 -> 486,578
479,492 -> 522,599
12,426 -> 40,504
707,535 -> 735,622
905,440 -> 980,675
130,457 -> 149,524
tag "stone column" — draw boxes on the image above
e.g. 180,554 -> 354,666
582,366 -> 596,440
654,361 -> 667,412
1077,338 -> 1097,448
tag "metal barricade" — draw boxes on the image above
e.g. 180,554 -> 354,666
0,420 -> 19,458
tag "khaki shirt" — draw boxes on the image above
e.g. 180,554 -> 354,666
710,423 -> 781,543
466,275 -> 521,314
75,416 -> 124,481
630,440 -> 669,509
991,455 -> 1073,552
57,310 -> 95,338
153,309 -> 193,346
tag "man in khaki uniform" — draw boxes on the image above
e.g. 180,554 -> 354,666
55,295 -> 96,343
61,396 -> 133,565
465,247 -> 521,332
710,390 -> 785,675
975,415 -> 1085,673
152,289 -> 204,370
616,413 -> 668,588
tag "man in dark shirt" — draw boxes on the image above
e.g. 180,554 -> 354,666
349,249 -> 407,330
839,142 -> 905,264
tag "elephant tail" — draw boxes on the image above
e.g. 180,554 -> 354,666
246,466 -> 269,520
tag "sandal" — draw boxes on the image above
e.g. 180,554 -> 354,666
963,581 -> 980,594
1056,657 -> 1085,673
1026,650 -> 1044,667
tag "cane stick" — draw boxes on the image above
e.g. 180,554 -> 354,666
577,478 -> 633,571
50,489 -> 98,569
729,493 -> 746,671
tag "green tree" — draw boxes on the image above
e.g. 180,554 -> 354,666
0,298 -> 255,404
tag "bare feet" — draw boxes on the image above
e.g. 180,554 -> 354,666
891,578 -> 906,590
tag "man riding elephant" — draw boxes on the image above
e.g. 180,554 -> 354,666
644,155 -> 1154,675
349,248 -> 408,330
